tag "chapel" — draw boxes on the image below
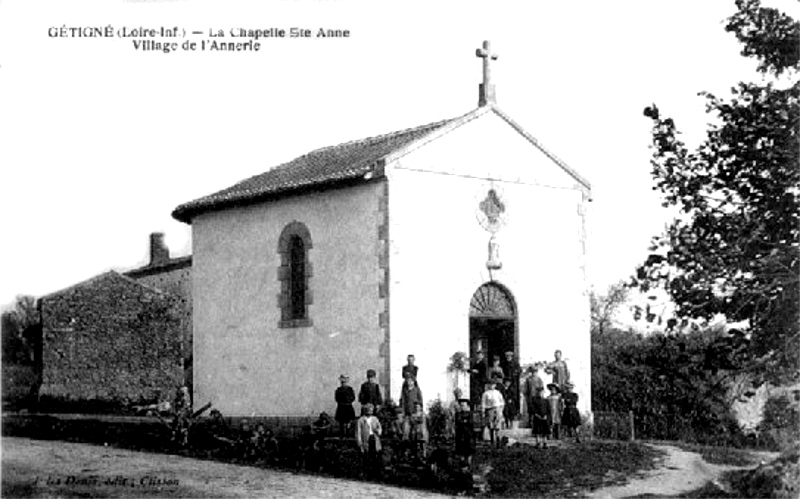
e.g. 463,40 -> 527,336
172,41 -> 593,420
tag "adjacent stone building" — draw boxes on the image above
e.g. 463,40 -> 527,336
125,232 -> 193,388
39,271 -> 184,405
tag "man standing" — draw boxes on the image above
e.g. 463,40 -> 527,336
470,350 -> 489,406
503,351 -> 521,419
523,364 -> 544,423
402,354 -> 419,384
544,349 -> 570,391
358,369 -> 383,411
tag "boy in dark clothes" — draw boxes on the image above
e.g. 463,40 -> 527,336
529,386 -> 550,448
502,377 -> 516,428
312,411 -> 332,438
561,381 -> 582,443
454,398 -> 476,466
402,354 -> 419,384
236,419 -> 255,458
334,374 -> 356,438
358,369 -> 383,410
263,428 -> 280,463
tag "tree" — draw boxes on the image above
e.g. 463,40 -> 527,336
1,295 -> 40,364
635,0 -> 799,386
590,282 -> 629,336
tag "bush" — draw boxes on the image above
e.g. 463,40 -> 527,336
592,328 -> 748,446
1,363 -> 40,411
758,394 -> 800,451
729,445 -> 800,498
427,398 -> 449,444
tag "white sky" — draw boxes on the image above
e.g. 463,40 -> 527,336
0,0 -> 791,309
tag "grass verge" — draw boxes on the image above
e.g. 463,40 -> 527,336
670,441 -> 762,467
475,440 -> 665,497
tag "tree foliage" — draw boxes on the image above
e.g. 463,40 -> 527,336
593,327 -> 746,445
590,281 -> 629,336
635,0 -> 799,386
1,295 -> 40,364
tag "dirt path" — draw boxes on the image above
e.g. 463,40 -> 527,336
587,443 -> 768,498
2,437 -> 449,498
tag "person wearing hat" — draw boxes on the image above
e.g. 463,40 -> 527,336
358,369 -> 383,410
546,383 -> 563,440
334,374 -> 356,438
561,381 -> 581,443
529,384 -> 550,448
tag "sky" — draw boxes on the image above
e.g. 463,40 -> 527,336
0,0 -> 792,310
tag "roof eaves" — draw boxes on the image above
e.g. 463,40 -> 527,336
171,168 -> 377,223
381,107 -> 491,165
125,255 -> 193,278
40,270 -> 171,301
490,105 -> 592,194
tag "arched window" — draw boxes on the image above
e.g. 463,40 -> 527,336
278,222 -> 313,328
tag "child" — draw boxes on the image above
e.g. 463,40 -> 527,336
546,383 -> 563,441
530,386 -> 550,448
236,419 -> 255,458
263,428 -> 280,463
251,423 -> 267,459
454,398 -> 476,467
334,374 -> 356,438
488,355 -> 505,386
399,376 -> 423,438
407,402 -> 429,462
296,425 -> 317,470
312,411 -> 332,439
561,381 -> 582,443
502,378 -> 516,429
355,403 -> 383,476
447,387 -> 464,438
481,382 -> 505,447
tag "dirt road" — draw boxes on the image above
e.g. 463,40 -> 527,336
587,443 -> 773,498
2,437 -> 448,498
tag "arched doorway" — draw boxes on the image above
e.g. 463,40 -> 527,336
468,282 -> 517,404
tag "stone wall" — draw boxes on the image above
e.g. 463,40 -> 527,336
40,271 -> 183,405
128,261 -> 192,387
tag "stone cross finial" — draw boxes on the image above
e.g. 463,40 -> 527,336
476,40 -> 498,106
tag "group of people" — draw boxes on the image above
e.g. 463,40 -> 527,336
472,349 -> 582,448
470,350 -> 522,429
334,354 -> 428,467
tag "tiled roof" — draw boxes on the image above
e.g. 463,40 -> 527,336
124,255 -> 192,278
172,115 -> 463,223
39,271 -> 171,301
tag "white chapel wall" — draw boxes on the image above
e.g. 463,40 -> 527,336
191,182 -> 385,417
386,112 -> 592,414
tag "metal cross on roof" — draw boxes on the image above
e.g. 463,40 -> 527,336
475,40 -> 498,106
